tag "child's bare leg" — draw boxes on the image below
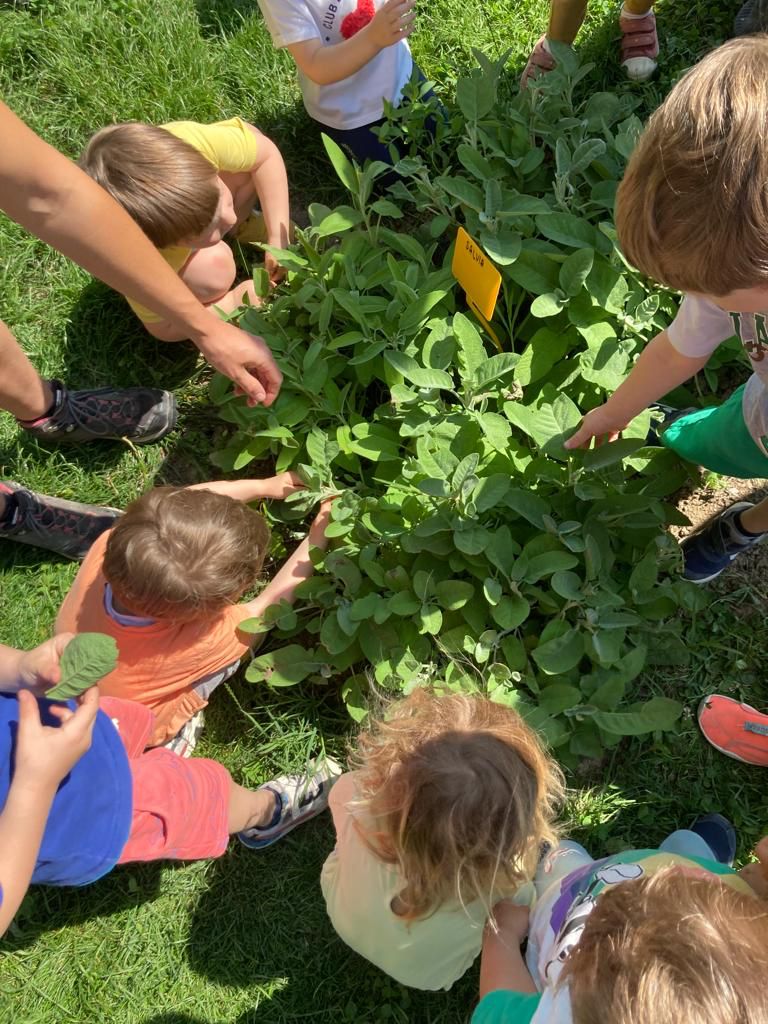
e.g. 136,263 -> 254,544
548,0 -> 588,45
623,0 -> 654,13
144,242 -> 258,341
738,497 -> 768,535
228,780 -> 277,833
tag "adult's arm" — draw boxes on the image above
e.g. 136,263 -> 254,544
0,101 -> 281,406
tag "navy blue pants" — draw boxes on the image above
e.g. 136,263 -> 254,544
315,67 -> 439,169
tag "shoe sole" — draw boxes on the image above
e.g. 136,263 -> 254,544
697,696 -> 768,766
238,801 -> 328,850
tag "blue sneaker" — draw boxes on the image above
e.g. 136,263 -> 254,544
681,501 -> 766,583
690,813 -> 737,867
238,757 -> 342,850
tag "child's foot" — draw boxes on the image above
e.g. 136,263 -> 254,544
681,501 -> 766,583
521,35 -> 557,88
238,757 -> 342,850
619,8 -> 659,81
699,694 -> 768,768
689,813 -> 737,866
0,481 -> 121,560
18,379 -> 177,445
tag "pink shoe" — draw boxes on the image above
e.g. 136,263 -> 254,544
521,35 -> 557,88
619,9 -> 659,81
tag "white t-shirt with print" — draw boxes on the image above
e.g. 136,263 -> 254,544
257,0 -> 413,130
667,295 -> 768,455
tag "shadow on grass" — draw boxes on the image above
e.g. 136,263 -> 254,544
182,804 -> 477,1023
64,281 -> 201,394
0,861 -> 165,952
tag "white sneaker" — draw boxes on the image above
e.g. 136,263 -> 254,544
164,709 -> 205,759
238,757 -> 343,850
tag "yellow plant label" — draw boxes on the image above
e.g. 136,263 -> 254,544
452,227 -> 501,321
451,227 -> 503,350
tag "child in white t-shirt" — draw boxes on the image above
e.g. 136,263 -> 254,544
257,0 -> 434,166
320,688 -> 564,990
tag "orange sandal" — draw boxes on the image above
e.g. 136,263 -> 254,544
698,694 -> 768,767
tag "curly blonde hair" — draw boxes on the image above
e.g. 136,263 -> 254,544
350,688 -> 564,920
563,867 -> 768,1024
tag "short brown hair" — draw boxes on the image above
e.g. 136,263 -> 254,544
616,35 -> 768,295
351,689 -> 564,920
104,486 -> 270,621
562,867 -> 768,1024
80,123 -> 220,248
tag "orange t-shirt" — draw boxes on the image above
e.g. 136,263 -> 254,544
56,530 -> 254,745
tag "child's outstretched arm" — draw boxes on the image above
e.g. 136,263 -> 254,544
288,0 -> 416,86
248,130 -> 291,284
565,329 -> 710,450
241,498 -> 335,620
479,903 -> 537,999
0,685 -> 99,937
184,472 -> 306,503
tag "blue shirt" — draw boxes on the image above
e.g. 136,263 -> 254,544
0,693 -> 133,889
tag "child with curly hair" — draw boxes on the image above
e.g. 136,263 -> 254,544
321,689 -> 564,990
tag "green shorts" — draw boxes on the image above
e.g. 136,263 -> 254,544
661,384 -> 768,479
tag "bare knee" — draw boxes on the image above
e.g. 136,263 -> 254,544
181,242 -> 237,305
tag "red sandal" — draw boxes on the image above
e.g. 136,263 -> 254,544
619,8 -> 658,81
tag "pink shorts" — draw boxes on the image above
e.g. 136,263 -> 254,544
99,697 -> 232,864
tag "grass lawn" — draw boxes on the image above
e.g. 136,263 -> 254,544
1,1 -> 767,1022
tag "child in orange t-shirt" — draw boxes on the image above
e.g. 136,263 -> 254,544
55,473 -> 332,755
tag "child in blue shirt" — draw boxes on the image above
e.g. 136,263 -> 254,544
0,636 -> 339,937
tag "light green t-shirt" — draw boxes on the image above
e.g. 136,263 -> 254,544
320,772 -> 535,992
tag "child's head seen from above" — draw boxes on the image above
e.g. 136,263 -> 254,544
352,688 -> 564,919
80,123 -> 237,249
561,867 -> 768,1024
103,486 -> 270,622
616,35 -> 768,312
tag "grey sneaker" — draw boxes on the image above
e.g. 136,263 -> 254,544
19,379 -> 177,444
0,481 -> 120,560
238,757 -> 343,850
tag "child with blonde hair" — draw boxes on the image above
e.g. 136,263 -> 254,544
80,118 -> 291,337
55,473 -> 332,758
321,688 -> 564,990
474,818 -> 768,1024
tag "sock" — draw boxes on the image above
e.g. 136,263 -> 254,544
734,511 -> 764,539
17,380 -> 63,426
0,493 -> 19,526
621,5 -> 653,18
